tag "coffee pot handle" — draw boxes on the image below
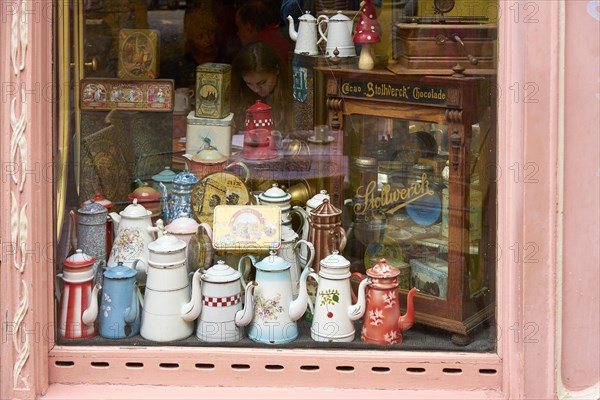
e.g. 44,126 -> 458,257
317,15 -> 328,43
237,254 -> 257,288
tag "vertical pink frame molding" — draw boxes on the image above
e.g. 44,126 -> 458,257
0,1 -> 53,399
1,1 -> 598,399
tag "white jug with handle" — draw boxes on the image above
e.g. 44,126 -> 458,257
317,11 -> 356,57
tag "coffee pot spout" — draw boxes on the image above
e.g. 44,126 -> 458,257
398,287 -> 418,332
235,281 -> 257,327
81,283 -> 101,326
348,278 -> 368,320
181,270 -> 203,321
287,15 -> 298,41
288,266 -> 311,321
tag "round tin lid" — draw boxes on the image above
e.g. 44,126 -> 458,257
173,170 -> 199,186
104,262 -> 137,279
78,201 -> 107,215
191,146 -> 228,164
63,249 -> 95,268
120,199 -> 152,218
152,166 -> 177,183
82,192 -> 113,209
306,190 -> 330,210
255,250 -> 290,271
353,156 -> 377,168
319,250 -> 350,269
259,183 -> 291,203
202,260 -> 241,283
165,213 -> 201,235
148,233 -> 186,253
367,258 -> 401,279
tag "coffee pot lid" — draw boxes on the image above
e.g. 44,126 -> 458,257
367,258 -> 400,279
173,170 -> 199,186
104,262 -> 137,279
129,182 -> 162,201
330,10 -> 351,21
152,166 -> 177,183
299,10 -> 317,21
259,183 -> 291,203
256,250 -> 290,271
311,198 -> 341,216
82,192 -> 113,209
319,250 -> 350,269
246,100 -> 272,113
202,260 -> 241,283
148,233 -> 186,253
120,199 -> 152,218
306,189 -> 330,209
63,249 -> 95,268
78,200 -> 107,215
165,212 -> 201,235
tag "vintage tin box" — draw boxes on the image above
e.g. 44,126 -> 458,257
409,257 -> 448,299
211,205 -> 281,254
186,111 -> 233,156
118,29 -> 160,79
195,63 -> 231,119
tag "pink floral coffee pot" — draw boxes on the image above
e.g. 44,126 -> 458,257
354,258 -> 417,345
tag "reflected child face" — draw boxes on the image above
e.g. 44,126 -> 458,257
242,70 -> 278,97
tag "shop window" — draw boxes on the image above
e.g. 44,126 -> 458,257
54,0 -> 498,359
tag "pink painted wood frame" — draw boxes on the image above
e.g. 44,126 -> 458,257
1,1 -> 598,399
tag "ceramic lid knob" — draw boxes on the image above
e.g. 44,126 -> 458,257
319,250 -> 350,269
63,249 -> 95,268
120,198 -> 152,218
256,250 -> 290,271
148,233 -> 186,253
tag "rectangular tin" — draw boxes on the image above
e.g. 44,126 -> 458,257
212,205 -> 281,254
80,78 -> 173,112
118,29 -> 160,79
186,111 -> 234,156
195,63 -> 231,119
409,257 -> 448,299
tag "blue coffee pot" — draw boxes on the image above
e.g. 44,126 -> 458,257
84,262 -> 141,339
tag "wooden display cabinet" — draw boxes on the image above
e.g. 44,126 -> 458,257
318,65 -> 496,343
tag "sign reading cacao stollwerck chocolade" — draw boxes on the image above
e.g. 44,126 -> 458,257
340,79 -> 458,106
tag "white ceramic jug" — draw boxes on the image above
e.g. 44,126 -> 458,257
287,11 -> 323,55
317,11 -> 356,57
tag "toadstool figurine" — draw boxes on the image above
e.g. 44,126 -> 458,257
353,0 -> 381,70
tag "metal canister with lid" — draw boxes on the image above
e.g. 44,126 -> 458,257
350,156 -> 378,196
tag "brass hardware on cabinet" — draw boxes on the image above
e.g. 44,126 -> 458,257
435,33 -> 479,66
70,57 -> 97,71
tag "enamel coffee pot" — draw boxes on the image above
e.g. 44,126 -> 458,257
355,258 -> 418,345
82,261 -> 141,339
140,233 -> 203,342
107,199 -> 162,284
300,250 -> 366,342
238,251 -> 311,344
81,192 -> 114,259
195,260 -> 256,342
70,200 -> 107,276
161,170 -> 199,224
307,198 -> 347,272
279,225 -> 315,297
58,250 -> 99,340
317,11 -> 356,57
292,189 -> 330,262
287,11 -> 322,55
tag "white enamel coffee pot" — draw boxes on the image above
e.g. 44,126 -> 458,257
195,260 -> 256,342
279,225 -> 315,297
317,11 -> 356,57
287,11 -> 323,55
140,233 -> 202,342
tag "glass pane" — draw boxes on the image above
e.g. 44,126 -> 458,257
55,0 -> 497,352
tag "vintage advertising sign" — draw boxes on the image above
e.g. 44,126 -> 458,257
339,79 -> 460,106
80,78 -> 174,111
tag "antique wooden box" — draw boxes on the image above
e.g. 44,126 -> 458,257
390,22 -> 497,75
195,63 -> 231,119
118,29 -> 160,79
